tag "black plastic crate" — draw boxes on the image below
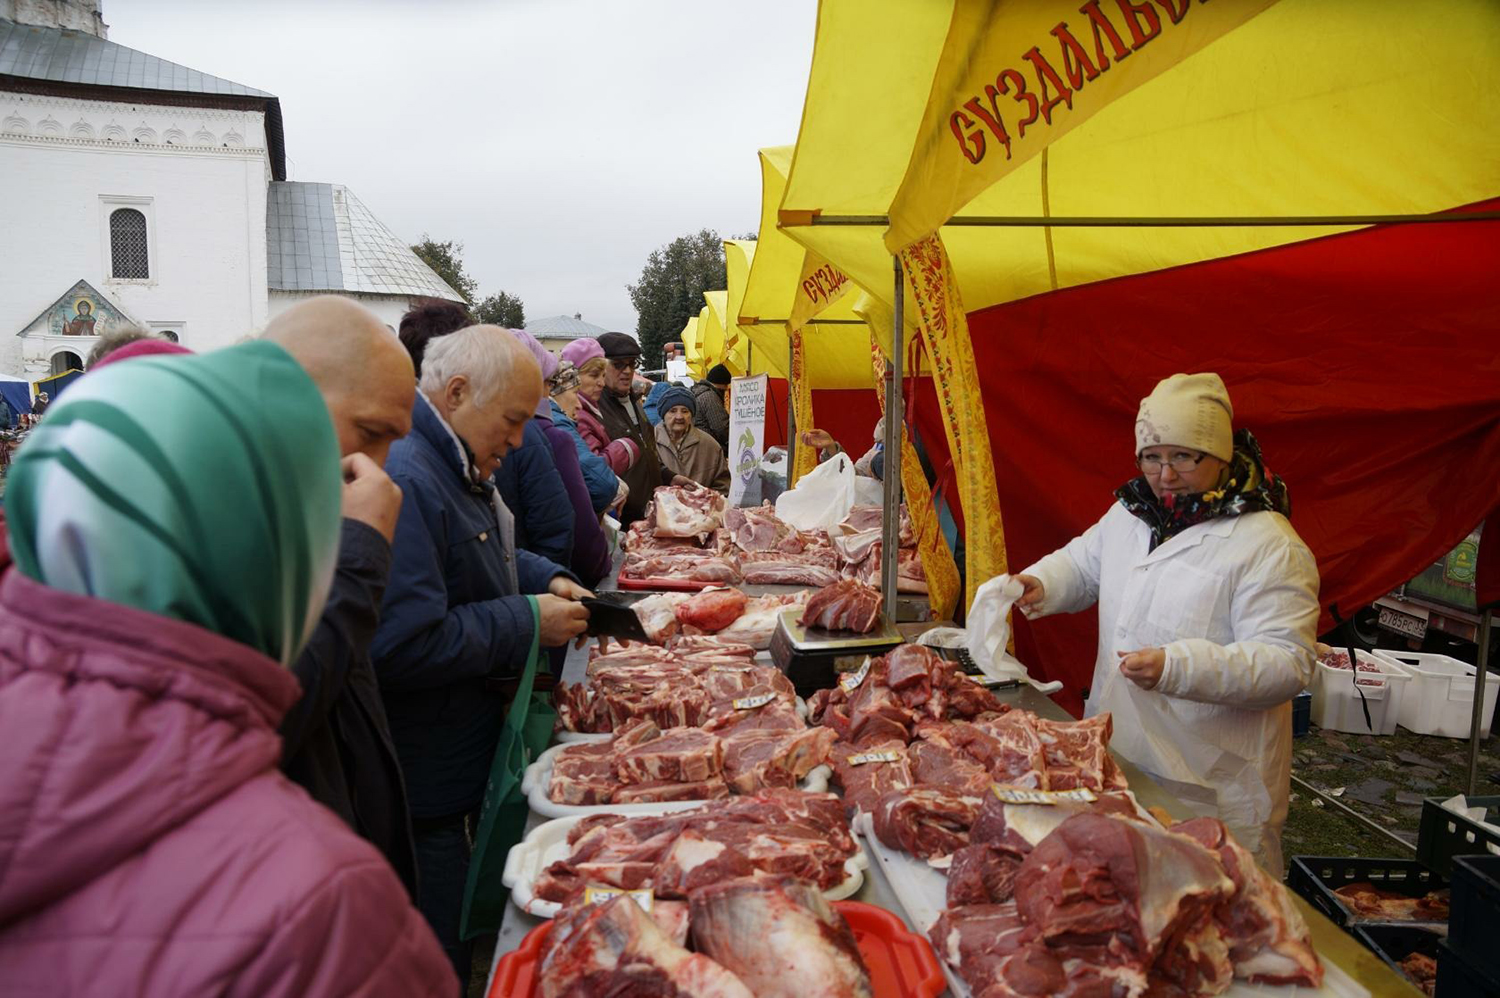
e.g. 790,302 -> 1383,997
1418,796 -> 1500,879
1449,854 -> 1500,982
1293,691 -> 1312,738
1287,856 -> 1447,929
1352,924 -> 1443,995
1438,938 -> 1500,998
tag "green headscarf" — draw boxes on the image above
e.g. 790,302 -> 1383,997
4,341 -> 341,666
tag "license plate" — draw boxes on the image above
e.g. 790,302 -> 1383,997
1378,604 -> 1428,641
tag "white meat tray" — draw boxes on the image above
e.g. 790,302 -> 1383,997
522,742 -> 833,818
503,812 -> 868,918
554,696 -> 810,743
854,813 -> 1369,998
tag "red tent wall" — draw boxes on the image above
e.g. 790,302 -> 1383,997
912,201 -> 1500,716
759,380 -> 883,454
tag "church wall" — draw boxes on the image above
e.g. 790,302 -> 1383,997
0,91 -> 270,375
269,290 -> 417,335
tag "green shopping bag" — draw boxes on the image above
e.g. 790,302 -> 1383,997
460,594 -> 557,939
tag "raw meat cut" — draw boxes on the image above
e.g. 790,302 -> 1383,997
620,550 -> 744,585
724,503 -> 804,552
928,901 -> 1139,998
720,726 -> 837,794
533,790 -> 858,904
653,482 -> 727,540
631,592 -> 693,643
829,740 -> 912,815
871,786 -> 984,859
614,778 -> 730,804
801,579 -> 884,633
1173,817 -> 1323,987
1012,812 -> 1236,996
653,830 -> 756,896
945,842 -> 1024,907
1331,883 -> 1450,920
538,894 -> 753,998
616,728 -> 723,784
669,635 -> 757,658
689,876 -> 874,998
974,709 -> 1129,793
675,588 -> 749,632
738,551 -> 844,587
714,591 -> 812,649
846,540 -> 929,593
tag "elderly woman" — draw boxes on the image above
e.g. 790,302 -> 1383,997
654,385 -> 730,493
510,330 -> 611,589
560,338 -> 640,479
548,360 -> 625,516
0,343 -> 452,996
1015,373 -> 1319,873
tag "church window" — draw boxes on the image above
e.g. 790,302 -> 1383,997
110,208 -> 150,279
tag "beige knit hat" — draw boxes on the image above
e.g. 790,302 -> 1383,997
1135,373 -> 1234,462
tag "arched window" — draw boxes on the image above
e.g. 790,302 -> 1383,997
109,208 -> 149,279
51,351 -> 83,376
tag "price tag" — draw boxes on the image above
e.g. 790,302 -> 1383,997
967,672 -> 1009,687
846,749 -> 904,766
583,887 -> 654,912
709,664 -> 754,673
839,657 -> 872,693
733,691 -> 777,710
991,786 -> 1098,805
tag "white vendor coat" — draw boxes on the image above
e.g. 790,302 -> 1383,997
1024,503 -> 1320,872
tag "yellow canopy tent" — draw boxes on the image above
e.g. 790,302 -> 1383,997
779,0 -> 1500,607
698,292 -> 729,375
721,241 -> 781,380
680,314 -> 705,380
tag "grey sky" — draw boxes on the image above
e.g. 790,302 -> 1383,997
109,0 -> 816,334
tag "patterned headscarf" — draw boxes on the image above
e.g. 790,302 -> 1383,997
4,341 -> 342,666
549,360 -> 581,397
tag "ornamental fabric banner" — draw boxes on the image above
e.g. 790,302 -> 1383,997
728,374 -> 769,507
898,232 -> 1008,601
868,329 -> 960,622
884,0 -> 1278,251
788,330 -> 819,486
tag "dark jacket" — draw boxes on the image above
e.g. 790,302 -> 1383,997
691,382 -> 731,451
598,390 -> 662,524
281,519 -> 417,897
536,413 -> 611,589
550,399 -> 618,514
372,395 -> 569,819
493,419 -> 573,567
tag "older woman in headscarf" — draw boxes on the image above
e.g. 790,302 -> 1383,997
548,359 -> 625,516
509,330 -> 610,588
0,342 -> 453,996
560,337 -> 640,481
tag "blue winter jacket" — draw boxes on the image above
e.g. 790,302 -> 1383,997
643,381 -> 672,426
550,399 -> 618,514
494,419 -> 574,567
372,394 -> 571,818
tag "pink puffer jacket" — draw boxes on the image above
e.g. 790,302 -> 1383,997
577,395 -> 639,474
0,559 -> 457,997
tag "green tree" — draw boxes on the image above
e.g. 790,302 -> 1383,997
627,228 -> 728,368
473,291 -> 526,329
410,235 -> 479,305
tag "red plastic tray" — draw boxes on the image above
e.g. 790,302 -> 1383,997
488,899 -> 945,998
613,574 -> 721,592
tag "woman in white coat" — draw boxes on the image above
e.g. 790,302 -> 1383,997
1016,373 -> 1319,873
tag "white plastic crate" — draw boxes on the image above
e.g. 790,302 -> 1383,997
1373,650 -> 1498,739
1311,649 -> 1411,736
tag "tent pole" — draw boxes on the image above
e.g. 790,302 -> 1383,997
1468,609 -> 1493,796
881,255 -> 904,624
786,336 -> 797,477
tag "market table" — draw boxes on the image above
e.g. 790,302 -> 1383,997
485,620 -> 1415,998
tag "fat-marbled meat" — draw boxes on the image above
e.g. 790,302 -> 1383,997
621,550 -> 743,585
800,579 -> 883,633
689,876 -> 873,998
653,482 -> 727,540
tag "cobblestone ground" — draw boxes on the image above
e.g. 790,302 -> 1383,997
1283,723 -> 1500,876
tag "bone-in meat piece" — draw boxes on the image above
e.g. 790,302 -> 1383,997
652,482 -> 727,540
800,579 -> 884,633
690,876 -> 873,998
871,786 -> 984,859
539,894 -> 753,998
621,550 -> 744,585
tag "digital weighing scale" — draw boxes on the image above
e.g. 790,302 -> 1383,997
769,607 -> 904,697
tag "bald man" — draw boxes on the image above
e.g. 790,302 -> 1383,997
370,325 -> 589,977
263,295 -> 421,897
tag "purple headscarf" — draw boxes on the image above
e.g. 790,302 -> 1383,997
508,329 -> 561,417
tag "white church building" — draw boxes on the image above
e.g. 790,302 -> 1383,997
0,0 -> 462,378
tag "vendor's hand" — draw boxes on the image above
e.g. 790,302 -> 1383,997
670,474 -> 695,488
801,428 -> 836,451
536,593 -> 589,647
1014,574 -> 1045,610
340,453 -> 403,543
548,577 -> 593,601
1117,648 -> 1166,690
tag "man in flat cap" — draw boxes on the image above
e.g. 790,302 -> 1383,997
594,332 -> 664,523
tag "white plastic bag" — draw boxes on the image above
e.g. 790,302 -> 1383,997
852,475 -> 884,506
964,574 -> 1062,694
775,451 -> 857,531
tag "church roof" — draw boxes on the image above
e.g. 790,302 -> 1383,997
0,17 -> 286,178
525,314 -> 609,340
267,182 -> 464,303
0,18 -> 271,97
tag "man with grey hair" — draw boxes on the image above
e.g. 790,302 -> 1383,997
371,324 -> 590,979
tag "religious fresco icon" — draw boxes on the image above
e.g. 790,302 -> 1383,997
17,279 -> 135,342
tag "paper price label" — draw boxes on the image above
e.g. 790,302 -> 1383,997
583,887 -> 654,912
839,657 -> 872,692
733,692 -> 777,710
967,672 -> 1007,687
846,750 -> 904,766
991,786 -> 1098,805
709,664 -> 754,674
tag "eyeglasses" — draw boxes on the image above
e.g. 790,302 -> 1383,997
1138,451 -> 1208,475
608,359 -> 638,373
